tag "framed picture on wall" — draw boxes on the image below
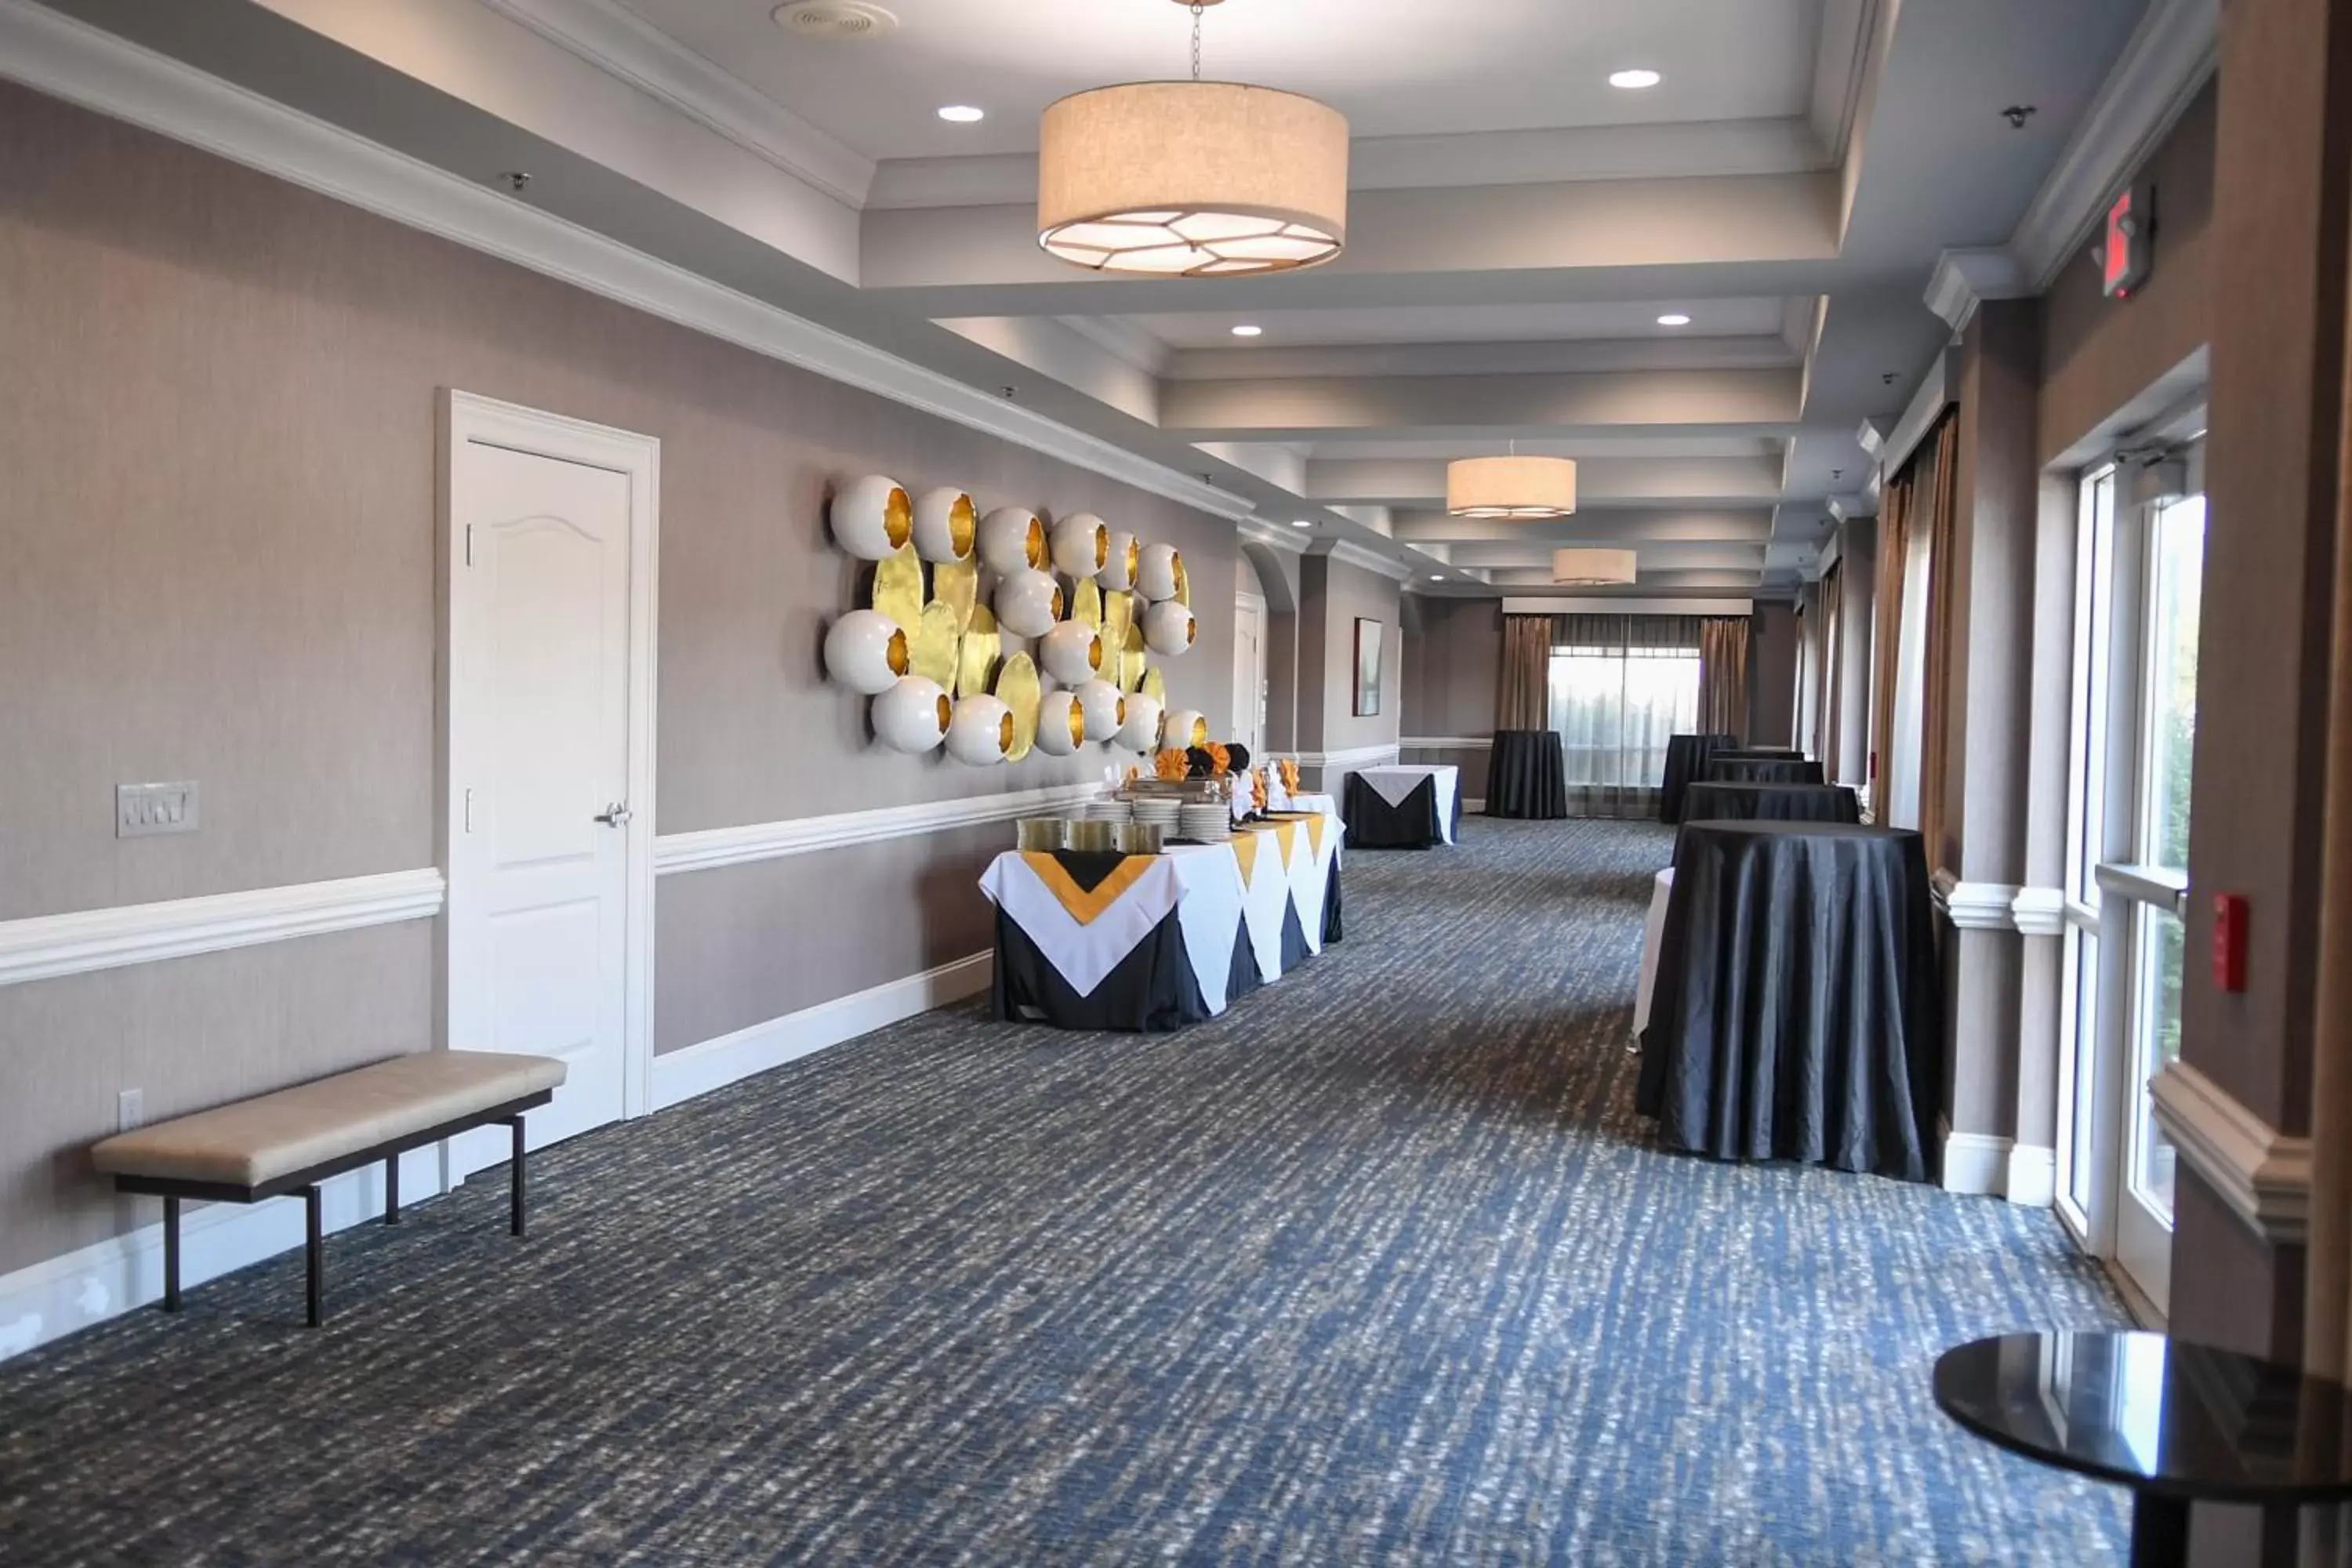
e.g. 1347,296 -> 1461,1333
1354,618 -> 1384,717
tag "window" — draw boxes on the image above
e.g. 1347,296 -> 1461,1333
1548,632 -> 1700,816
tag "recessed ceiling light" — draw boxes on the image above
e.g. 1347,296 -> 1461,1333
1230,324 -> 1263,337
1610,68 -> 1662,89
1657,313 -> 1692,326
1290,517 -> 1314,528
936,104 -> 985,123
1429,574 -> 1446,581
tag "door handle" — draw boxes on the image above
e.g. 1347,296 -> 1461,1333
595,803 -> 633,827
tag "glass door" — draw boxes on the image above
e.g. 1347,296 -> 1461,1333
2054,447 -> 2205,1318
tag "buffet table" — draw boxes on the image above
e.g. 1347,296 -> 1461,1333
982,808 -> 1343,1032
1637,821 -> 1941,1181
1344,765 -> 1461,848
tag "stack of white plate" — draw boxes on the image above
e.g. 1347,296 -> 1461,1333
1083,799 -> 1132,824
1179,803 -> 1230,843
1129,797 -> 1182,837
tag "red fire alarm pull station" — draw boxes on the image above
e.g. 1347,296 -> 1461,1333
2213,893 -> 2249,993
2103,181 -> 2154,299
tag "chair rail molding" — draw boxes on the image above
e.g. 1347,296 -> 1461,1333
0,869 -> 446,988
1399,736 -> 1494,750
0,0 -> 1251,526
1931,871 -> 2025,932
1296,744 -> 1403,771
653,783 -> 1103,876
2150,1060 -> 2312,1244
2009,886 -> 2068,937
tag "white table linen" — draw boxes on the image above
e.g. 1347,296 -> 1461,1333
1633,867 -> 1674,1039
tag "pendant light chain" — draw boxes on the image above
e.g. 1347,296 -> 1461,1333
1190,2 -> 1204,81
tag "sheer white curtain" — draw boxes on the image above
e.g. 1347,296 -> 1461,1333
1548,615 -> 1703,818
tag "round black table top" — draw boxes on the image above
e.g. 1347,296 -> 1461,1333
1681,780 -> 1861,825
1716,746 -> 1803,759
1703,756 -> 1826,786
1933,1332 -> 2352,1504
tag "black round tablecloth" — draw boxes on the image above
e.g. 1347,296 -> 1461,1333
1484,729 -> 1567,819
1714,747 -> 1803,760
1636,821 -> 1941,1181
1679,781 -> 1861,825
1703,756 -> 1827,786
1660,733 -> 1738,823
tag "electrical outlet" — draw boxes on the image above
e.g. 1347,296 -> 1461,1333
117,1088 -> 143,1133
116,781 -> 199,838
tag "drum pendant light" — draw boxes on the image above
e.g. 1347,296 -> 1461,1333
1552,549 -> 1639,586
1037,0 -> 1348,278
1446,443 -> 1578,520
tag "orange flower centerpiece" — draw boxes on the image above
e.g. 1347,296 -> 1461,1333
1251,768 -> 1269,815
1206,742 -> 1231,779
1153,747 -> 1189,782
1279,757 -> 1301,795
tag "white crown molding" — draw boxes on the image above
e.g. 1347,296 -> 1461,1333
1236,519 -> 1312,556
2010,886 -> 2068,937
1924,247 -> 2028,335
1932,870 -> 2026,931
0,0 -> 1247,526
1054,314 -> 1171,378
2151,1060 -> 2311,1244
1400,736 -> 1495,750
1324,542 -> 1417,583
1854,417 -> 1889,459
0,869 -> 445,988
1297,744 -> 1403,770
2010,0 -> 2220,290
654,783 -> 1103,876
476,0 -> 873,207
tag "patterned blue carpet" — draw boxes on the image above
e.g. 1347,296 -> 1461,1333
0,818 -> 2131,1565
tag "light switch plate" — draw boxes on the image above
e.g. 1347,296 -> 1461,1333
117,781 -> 199,837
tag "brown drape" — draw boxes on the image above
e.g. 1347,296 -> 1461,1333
1916,414 -> 1963,862
1697,617 -> 1750,739
1869,456 -> 1916,822
1496,614 -> 1552,729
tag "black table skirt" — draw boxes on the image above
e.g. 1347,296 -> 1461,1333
1679,781 -> 1862,826
1715,747 -> 1803,760
1485,730 -> 1568,819
1344,773 -> 1460,849
1661,733 -> 1739,824
1703,757 -> 1827,786
1637,821 -> 1942,1181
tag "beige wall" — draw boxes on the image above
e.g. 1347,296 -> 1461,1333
1399,598 -> 1501,798
1746,605 -> 1801,748
0,82 -> 1237,1275
1297,557 -> 1403,760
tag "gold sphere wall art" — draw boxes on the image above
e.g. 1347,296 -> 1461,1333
822,476 -> 1196,765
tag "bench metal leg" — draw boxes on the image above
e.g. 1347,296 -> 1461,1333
162,1196 -> 181,1313
303,1185 -> 324,1328
384,1154 -> 400,1225
509,1115 -> 527,1238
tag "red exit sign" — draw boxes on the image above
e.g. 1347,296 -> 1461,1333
2103,182 -> 2154,299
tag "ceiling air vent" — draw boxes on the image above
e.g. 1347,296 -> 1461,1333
772,1 -> 898,40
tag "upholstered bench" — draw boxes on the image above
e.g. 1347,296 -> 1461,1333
90,1050 -> 566,1327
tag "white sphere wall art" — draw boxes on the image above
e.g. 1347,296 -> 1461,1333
1035,689 -> 1087,756
1163,709 -> 1209,751
1116,695 -> 1164,752
996,568 -> 1064,637
911,488 -> 977,563
1099,530 -> 1139,590
1136,542 -> 1184,601
946,694 -> 1015,765
822,609 -> 908,695
830,475 -> 912,561
978,506 -> 1047,575
873,676 -> 951,753
1040,620 -> 1105,684
1051,514 -> 1110,578
1076,679 -> 1126,742
1142,600 -> 1196,656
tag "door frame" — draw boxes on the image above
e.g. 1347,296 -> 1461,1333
1236,590 -> 1268,755
438,389 -> 661,1148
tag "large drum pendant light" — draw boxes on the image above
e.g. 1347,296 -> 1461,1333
1447,450 -> 1579,519
1037,0 -> 1348,278
1552,548 -> 1639,586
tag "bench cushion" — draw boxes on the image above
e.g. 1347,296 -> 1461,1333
89,1051 -> 568,1191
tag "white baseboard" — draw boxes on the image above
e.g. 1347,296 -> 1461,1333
2005,1143 -> 2058,1207
650,952 -> 993,1112
1940,1116 -> 2015,1196
1464,797 -> 1486,814
0,956 -> 995,1363
0,1144 -> 444,1362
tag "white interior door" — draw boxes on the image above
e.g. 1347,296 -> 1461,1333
1234,594 -> 1265,757
447,398 -> 655,1153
